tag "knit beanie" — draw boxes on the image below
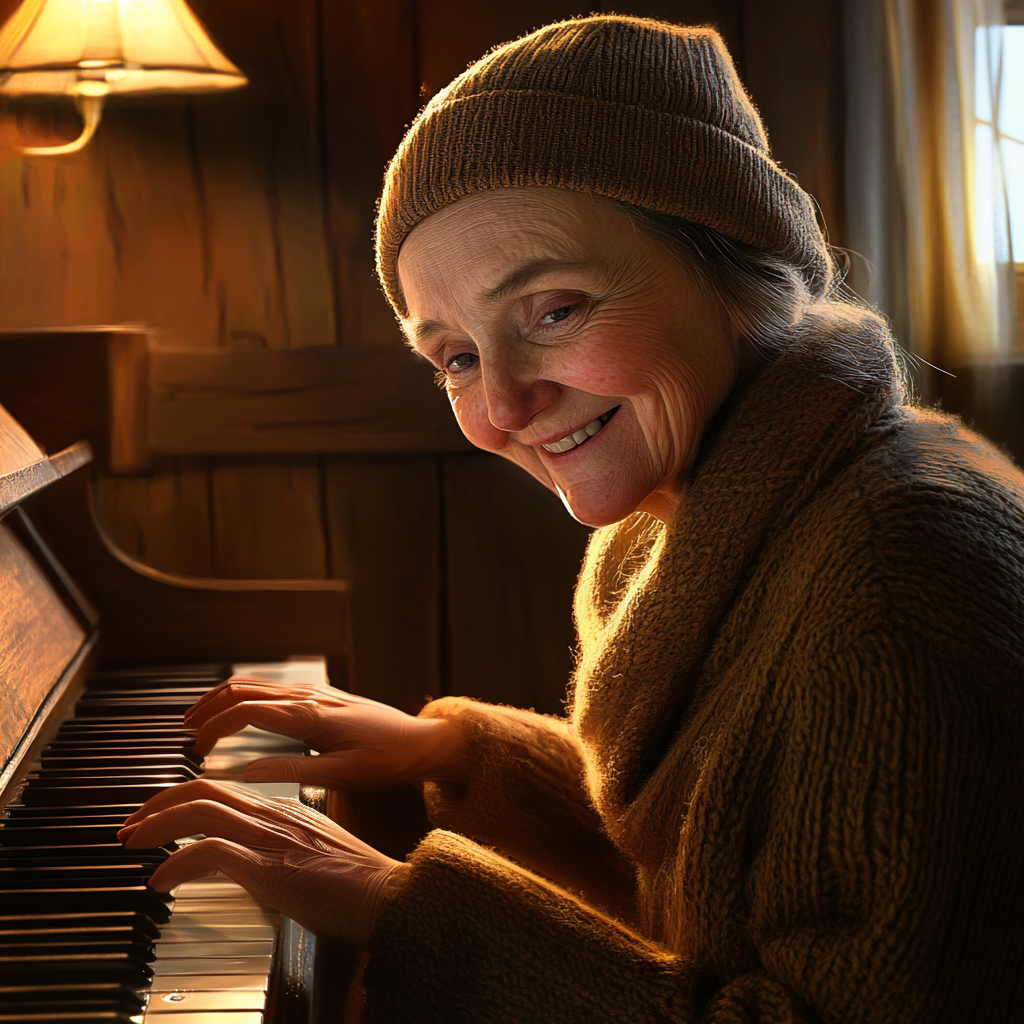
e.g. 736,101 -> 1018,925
375,15 -> 831,316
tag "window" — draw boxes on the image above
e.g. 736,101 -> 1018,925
974,13 -> 1024,261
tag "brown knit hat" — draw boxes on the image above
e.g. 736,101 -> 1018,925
376,15 -> 830,316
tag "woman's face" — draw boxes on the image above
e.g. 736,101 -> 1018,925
396,188 -> 743,528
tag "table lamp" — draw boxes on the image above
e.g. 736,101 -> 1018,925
0,0 -> 246,155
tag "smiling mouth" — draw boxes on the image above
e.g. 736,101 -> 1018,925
540,408 -> 619,454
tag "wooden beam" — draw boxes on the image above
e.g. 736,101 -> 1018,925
148,344 -> 471,458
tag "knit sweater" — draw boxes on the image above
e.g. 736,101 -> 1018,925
364,321 -> 1024,1023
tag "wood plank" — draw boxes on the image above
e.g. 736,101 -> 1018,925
148,345 -> 469,456
321,0 -> 418,347
323,456 -> 441,711
441,455 -> 590,715
739,0 -> 846,244
209,458 -> 328,579
94,463 -> 215,577
415,1 -> 743,101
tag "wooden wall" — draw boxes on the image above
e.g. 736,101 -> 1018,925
0,0 -> 846,715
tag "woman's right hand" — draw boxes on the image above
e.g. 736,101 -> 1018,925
185,676 -> 469,791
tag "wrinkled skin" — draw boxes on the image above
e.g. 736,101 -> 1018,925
186,674 -> 469,788
119,779 -> 397,948
397,188 -> 743,527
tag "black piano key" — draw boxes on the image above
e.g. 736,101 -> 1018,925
28,766 -> 196,782
0,953 -> 153,987
0,864 -> 154,888
0,912 -> 162,940
2,807 -> 141,822
0,825 -> 134,845
0,1012 -> 138,1024
0,887 -> 172,919
0,847 -> 168,867
19,782 -> 179,807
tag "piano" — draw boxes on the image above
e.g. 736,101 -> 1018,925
0,340 -> 355,1022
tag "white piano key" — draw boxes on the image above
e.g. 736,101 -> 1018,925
146,988 -> 268,1012
158,924 -> 276,942
152,955 -> 273,977
153,940 -> 275,957
150,974 -> 271,992
143,1012 -> 263,1024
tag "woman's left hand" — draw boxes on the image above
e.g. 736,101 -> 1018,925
117,779 -> 400,949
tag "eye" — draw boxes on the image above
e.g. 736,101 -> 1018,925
447,352 -> 478,372
537,302 -> 581,327
435,351 -> 478,389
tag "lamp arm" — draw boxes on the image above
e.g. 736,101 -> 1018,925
4,93 -> 104,157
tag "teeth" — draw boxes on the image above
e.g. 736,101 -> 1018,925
541,412 -> 611,454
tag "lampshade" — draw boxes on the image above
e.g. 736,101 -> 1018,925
0,0 -> 247,98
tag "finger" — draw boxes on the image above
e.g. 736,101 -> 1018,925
242,753 -> 357,787
121,797 -> 305,853
120,777 -> 273,829
185,678 -> 297,727
120,779 -> 328,840
147,836 -> 271,894
192,700 -> 320,758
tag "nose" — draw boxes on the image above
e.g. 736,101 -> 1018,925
481,344 -> 559,433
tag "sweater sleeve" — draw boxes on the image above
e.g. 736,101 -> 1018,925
363,633 -> 1024,1024
416,696 -> 637,919
365,830 -> 697,1023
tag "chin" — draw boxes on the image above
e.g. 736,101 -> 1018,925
555,486 -> 641,529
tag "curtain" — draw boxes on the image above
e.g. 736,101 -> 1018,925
845,0 -> 1017,402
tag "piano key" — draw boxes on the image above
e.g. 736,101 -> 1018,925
0,981 -> 144,1011
157,923 -> 276,942
142,1013 -> 264,1024
149,974 -> 270,992
0,886 -> 173,917
151,955 -> 273,977
0,911 -> 161,939
145,988 -> 268,1012
19,782 -> 180,806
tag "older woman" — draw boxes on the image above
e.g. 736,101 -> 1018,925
120,15 -> 1024,1022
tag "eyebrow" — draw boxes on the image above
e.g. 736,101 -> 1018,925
402,257 -> 590,349
484,257 -> 585,302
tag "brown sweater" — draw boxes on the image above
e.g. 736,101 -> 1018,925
365,322 -> 1024,1022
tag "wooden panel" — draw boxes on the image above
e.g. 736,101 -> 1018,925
739,0 -> 846,244
442,455 -> 591,715
209,458 -> 328,579
321,0 -> 418,348
0,522 -> 86,769
324,456 -> 441,711
148,345 -> 469,457
94,464 -> 215,577
416,1 -> 743,100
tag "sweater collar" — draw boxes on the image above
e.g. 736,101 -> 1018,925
570,315 -> 902,827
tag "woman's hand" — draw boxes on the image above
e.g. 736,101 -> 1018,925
185,676 -> 469,790
118,779 -> 399,948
